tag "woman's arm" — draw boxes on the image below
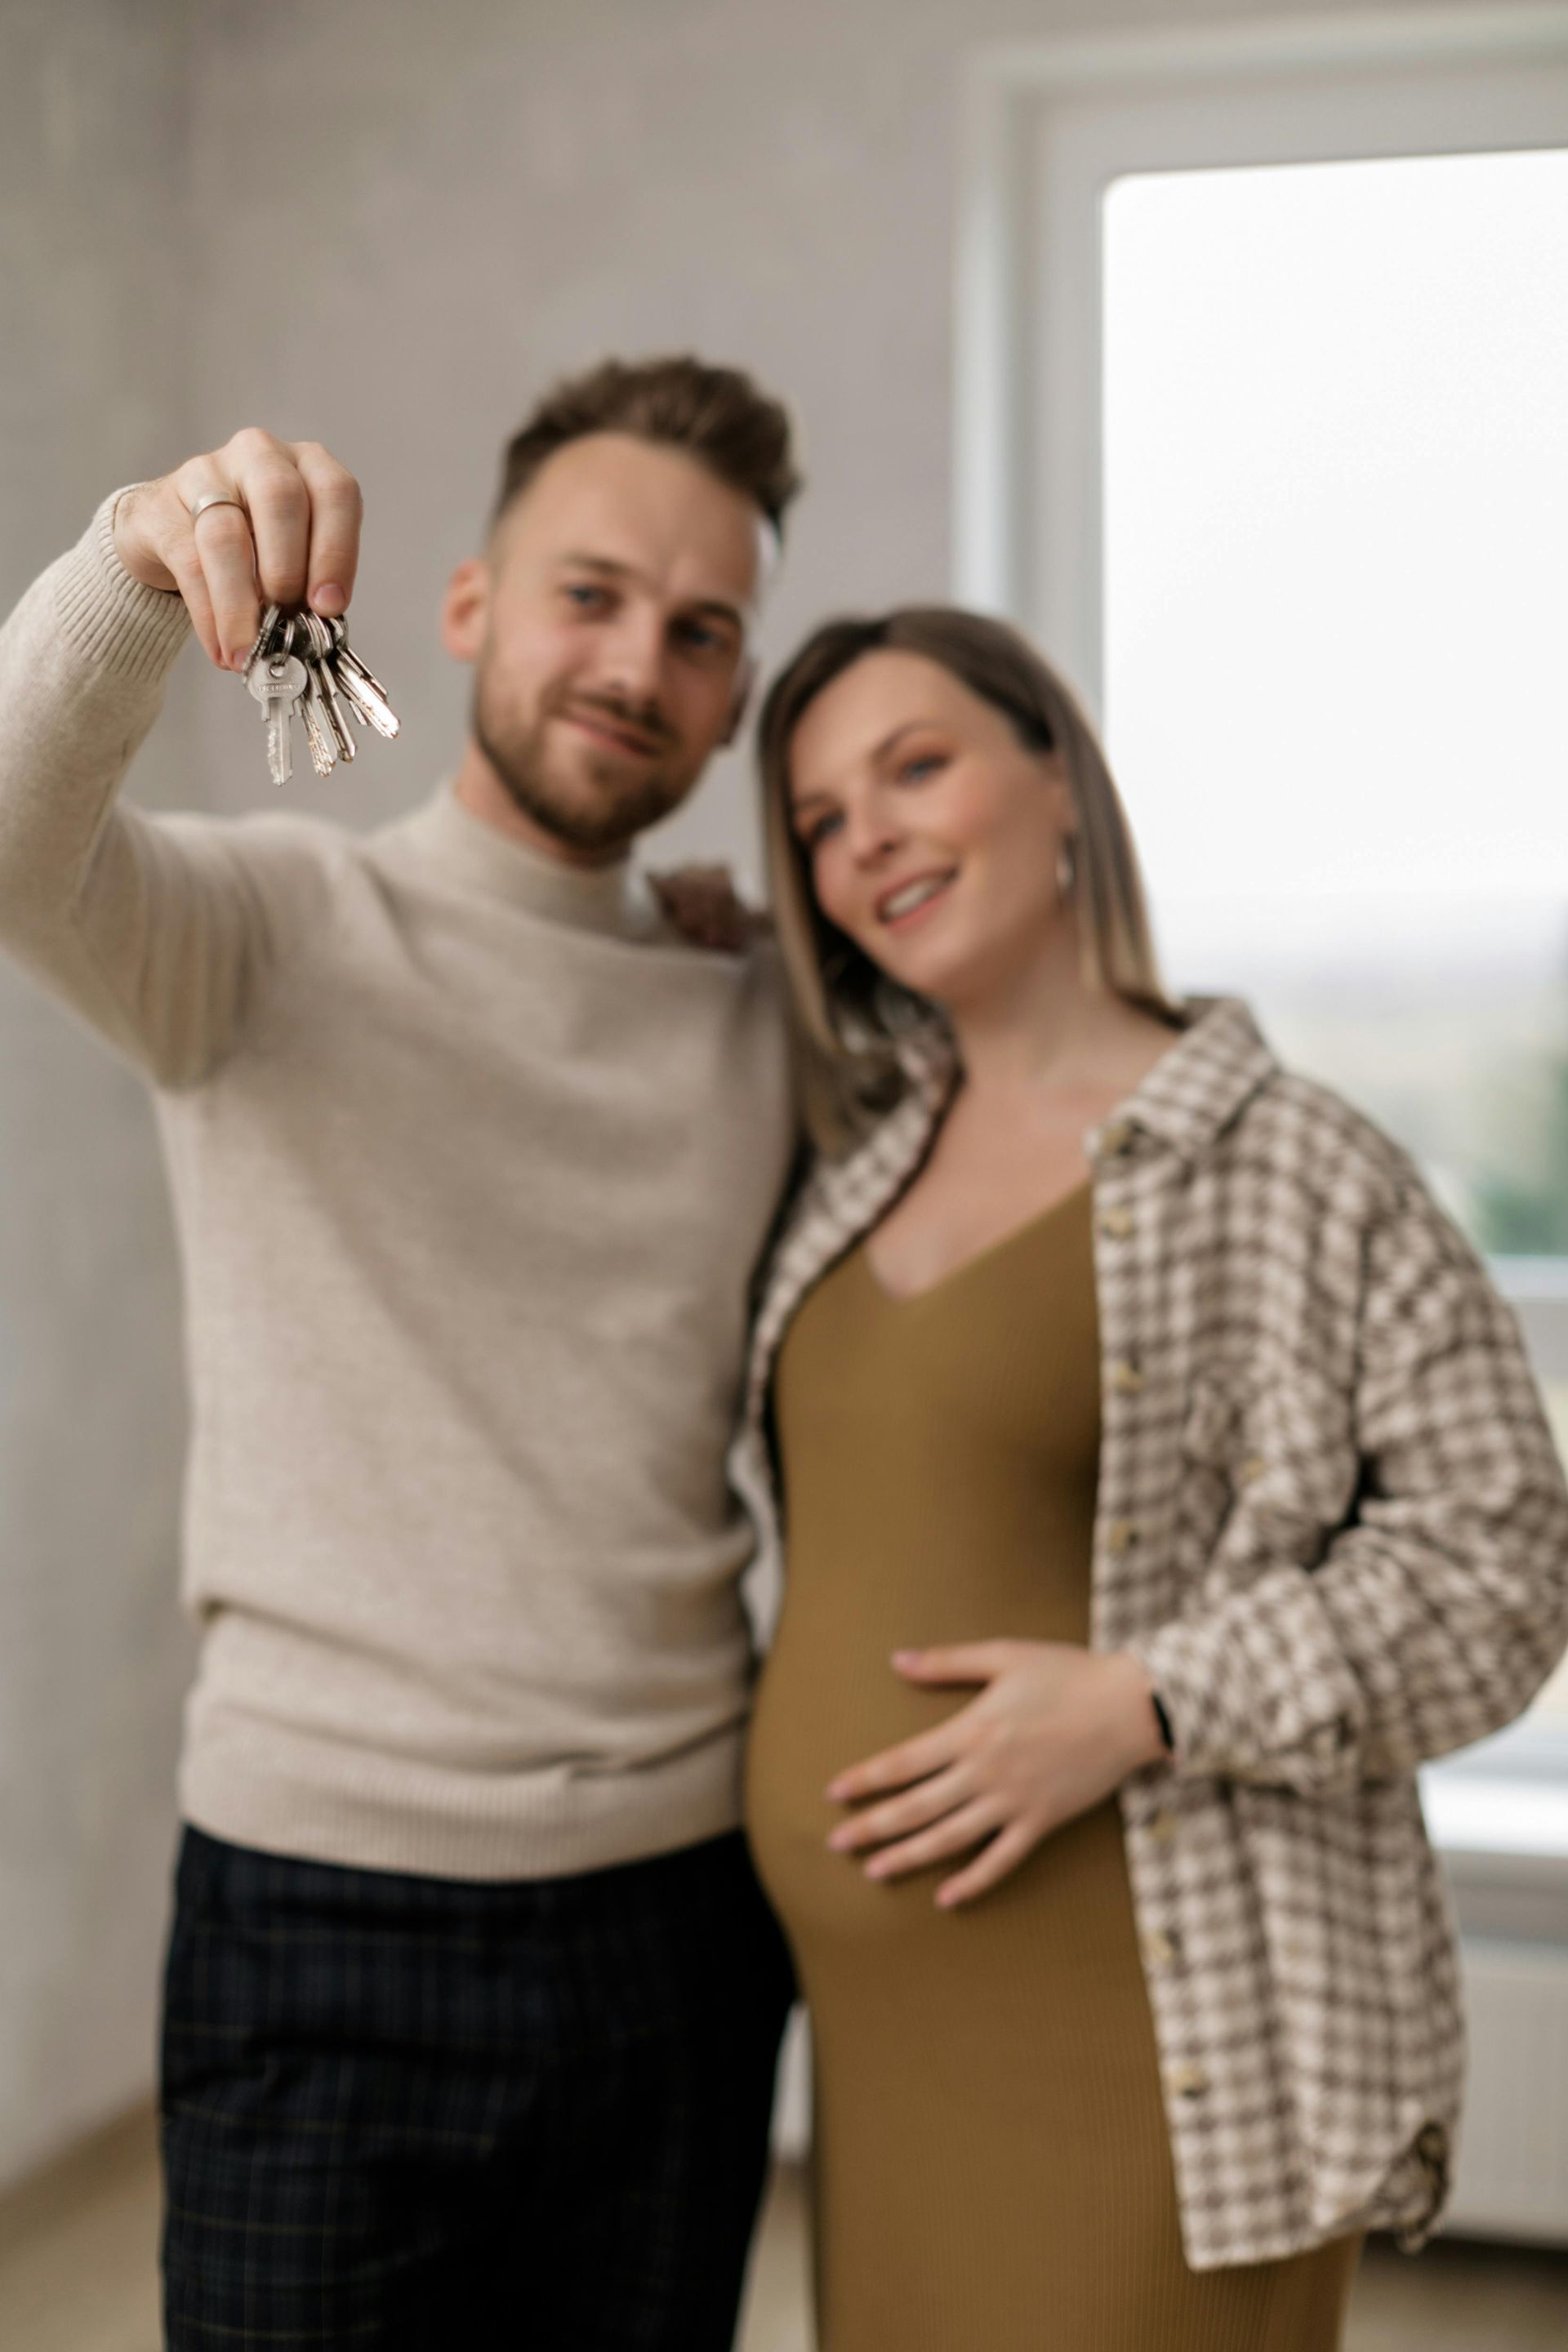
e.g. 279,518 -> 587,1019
1129,1172 -> 1568,1797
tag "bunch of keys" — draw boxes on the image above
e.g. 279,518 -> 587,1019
243,605 -> 399,785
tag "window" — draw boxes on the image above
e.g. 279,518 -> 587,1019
1102,148 -> 1568,1743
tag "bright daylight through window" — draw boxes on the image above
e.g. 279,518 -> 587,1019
1102,145 -> 1568,1728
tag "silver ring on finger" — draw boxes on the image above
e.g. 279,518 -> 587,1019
186,491 -> 247,524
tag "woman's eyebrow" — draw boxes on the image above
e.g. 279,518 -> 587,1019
790,719 -> 945,821
871,719 -> 940,764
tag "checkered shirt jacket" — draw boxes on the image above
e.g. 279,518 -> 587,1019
731,994 -> 1568,2272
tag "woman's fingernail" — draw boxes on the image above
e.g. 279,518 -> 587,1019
312,583 -> 345,614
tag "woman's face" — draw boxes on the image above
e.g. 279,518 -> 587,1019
785,649 -> 1076,1011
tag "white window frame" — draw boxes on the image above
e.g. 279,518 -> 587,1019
956,3 -> 1568,669
953,6 -> 1568,1815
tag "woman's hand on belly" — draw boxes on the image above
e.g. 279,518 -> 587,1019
824,1642 -> 1168,1908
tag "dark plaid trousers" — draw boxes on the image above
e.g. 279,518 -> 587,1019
159,1823 -> 795,2350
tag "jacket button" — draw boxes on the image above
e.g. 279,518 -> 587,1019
1168,2062 -> 1209,2100
1144,1930 -> 1179,1971
1098,1205 -> 1134,1240
1105,1517 -> 1141,1555
1112,1359 -> 1146,1397
1238,1454 -> 1267,1485
1098,1118 -> 1135,1157
1149,1807 -> 1178,1845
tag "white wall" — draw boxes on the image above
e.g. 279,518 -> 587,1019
0,0 -> 1450,2189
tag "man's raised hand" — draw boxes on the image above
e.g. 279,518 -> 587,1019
112,430 -> 363,675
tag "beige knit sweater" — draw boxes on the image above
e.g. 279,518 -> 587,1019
0,494 -> 798,1879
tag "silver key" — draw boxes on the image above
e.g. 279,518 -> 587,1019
327,617 -> 401,739
244,604 -> 282,676
247,651 -> 307,785
301,614 -> 356,764
330,648 -> 400,739
332,626 -> 390,702
297,656 -> 338,777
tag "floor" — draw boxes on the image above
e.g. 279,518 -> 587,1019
2,2108 -> 1565,2350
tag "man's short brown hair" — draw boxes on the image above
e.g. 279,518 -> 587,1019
491,354 -> 802,543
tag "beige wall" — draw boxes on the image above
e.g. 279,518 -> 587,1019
2,0 -> 198,2190
0,0 -> 1446,2188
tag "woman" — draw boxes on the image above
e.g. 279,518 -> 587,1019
737,608 -> 1568,2350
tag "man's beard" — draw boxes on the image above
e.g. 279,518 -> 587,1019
471,670 -> 689,856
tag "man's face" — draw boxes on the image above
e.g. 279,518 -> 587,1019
448,432 -> 768,858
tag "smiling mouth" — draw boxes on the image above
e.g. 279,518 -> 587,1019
876,870 -> 958,927
562,708 -> 664,760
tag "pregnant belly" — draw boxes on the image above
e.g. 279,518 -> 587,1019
744,1553 -> 1138,2003
745,1579 -> 1010,1965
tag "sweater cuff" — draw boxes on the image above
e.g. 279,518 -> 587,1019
51,487 -> 193,684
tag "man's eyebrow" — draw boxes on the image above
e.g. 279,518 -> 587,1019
554,553 -> 747,631
555,552 -> 635,580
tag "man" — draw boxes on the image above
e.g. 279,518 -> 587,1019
0,358 -> 802,2348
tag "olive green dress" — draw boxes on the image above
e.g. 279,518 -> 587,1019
745,1185 -> 1361,2350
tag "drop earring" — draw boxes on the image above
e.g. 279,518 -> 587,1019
1056,834 -> 1078,901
